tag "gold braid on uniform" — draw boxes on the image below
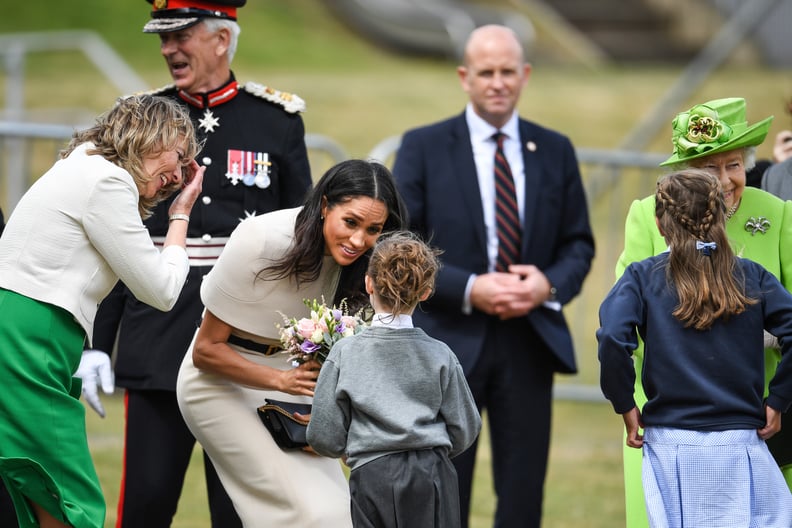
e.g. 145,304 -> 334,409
241,82 -> 306,114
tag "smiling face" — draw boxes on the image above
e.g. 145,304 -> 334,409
321,197 -> 388,267
689,149 -> 746,210
140,150 -> 186,199
158,22 -> 230,94
457,25 -> 531,129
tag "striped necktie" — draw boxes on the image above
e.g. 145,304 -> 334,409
493,131 -> 521,272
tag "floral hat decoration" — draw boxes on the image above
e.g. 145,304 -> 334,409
660,97 -> 773,167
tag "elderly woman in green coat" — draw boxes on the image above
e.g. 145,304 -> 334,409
615,97 -> 792,528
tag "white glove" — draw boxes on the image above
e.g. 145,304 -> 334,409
75,349 -> 115,418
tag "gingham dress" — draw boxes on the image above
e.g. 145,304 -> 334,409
642,427 -> 792,528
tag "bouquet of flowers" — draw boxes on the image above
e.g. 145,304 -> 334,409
277,297 -> 367,366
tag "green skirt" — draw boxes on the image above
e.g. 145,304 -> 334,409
0,288 -> 104,528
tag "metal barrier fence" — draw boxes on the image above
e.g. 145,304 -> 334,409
0,123 -> 351,214
0,28 -> 677,404
0,124 -> 670,402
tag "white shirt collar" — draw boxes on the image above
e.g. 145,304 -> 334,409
371,313 -> 414,329
465,103 -> 520,144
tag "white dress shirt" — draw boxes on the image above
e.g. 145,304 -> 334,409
466,104 -> 525,272
461,105 -> 560,313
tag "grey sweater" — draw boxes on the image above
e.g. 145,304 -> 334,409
306,325 -> 481,469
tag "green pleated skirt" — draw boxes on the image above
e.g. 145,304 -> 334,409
0,288 -> 105,528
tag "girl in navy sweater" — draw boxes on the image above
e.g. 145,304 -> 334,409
598,169 -> 792,527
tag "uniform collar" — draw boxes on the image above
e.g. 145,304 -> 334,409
177,73 -> 239,109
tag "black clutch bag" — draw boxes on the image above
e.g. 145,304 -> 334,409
256,399 -> 312,450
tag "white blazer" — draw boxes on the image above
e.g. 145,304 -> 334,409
0,143 -> 188,343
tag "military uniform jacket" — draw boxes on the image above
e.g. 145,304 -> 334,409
92,73 -> 312,390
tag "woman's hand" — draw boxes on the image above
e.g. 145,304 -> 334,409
278,360 -> 320,396
163,161 -> 204,249
193,310 -> 303,391
169,160 -> 205,216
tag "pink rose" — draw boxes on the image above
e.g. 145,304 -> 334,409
296,318 -> 318,339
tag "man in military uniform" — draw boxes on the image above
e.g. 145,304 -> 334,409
79,1 -> 313,526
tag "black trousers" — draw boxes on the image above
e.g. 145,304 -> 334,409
350,448 -> 460,528
454,319 -> 554,528
116,389 -> 241,528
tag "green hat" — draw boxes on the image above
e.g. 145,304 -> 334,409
659,97 -> 773,167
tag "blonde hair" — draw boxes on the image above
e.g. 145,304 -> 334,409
655,169 -> 756,330
366,231 -> 442,316
61,94 -> 200,218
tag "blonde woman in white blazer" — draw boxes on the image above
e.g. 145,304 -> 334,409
0,94 -> 204,528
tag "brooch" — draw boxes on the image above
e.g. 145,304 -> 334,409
744,216 -> 770,235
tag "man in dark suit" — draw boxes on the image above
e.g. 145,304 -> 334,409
76,1 -> 312,527
392,25 -> 594,528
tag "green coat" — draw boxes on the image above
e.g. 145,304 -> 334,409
614,185 -> 792,528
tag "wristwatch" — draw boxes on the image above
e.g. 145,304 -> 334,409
548,285 -> 558,302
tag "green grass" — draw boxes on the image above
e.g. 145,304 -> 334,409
4,2 -> 792,526
86,393 -> 625,528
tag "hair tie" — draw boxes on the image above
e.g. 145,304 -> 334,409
695,240 -> 717,256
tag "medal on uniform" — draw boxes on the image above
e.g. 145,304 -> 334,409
242,172 -> 256,186
253,152 -> 271,188
198,109 -> 220,133
226,149 -> 271,188
226,149 -> 244,185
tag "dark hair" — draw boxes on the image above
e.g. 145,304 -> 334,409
260,159 -> 408,311
655,169 -> 756,329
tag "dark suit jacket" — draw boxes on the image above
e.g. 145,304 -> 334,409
393,112 -> 594,374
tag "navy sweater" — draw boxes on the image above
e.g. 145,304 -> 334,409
598,254 -> 792,430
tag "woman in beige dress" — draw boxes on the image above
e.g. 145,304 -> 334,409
176,159 -> 407,527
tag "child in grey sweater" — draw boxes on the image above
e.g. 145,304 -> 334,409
307,231 -> 481,528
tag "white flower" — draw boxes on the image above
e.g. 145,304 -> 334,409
310,328 -> 324,344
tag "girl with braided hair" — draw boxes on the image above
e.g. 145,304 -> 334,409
654,169 -> 756,330
617,98 -> 792,527
307,231 -> 481,528
598,169 -> 792,527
